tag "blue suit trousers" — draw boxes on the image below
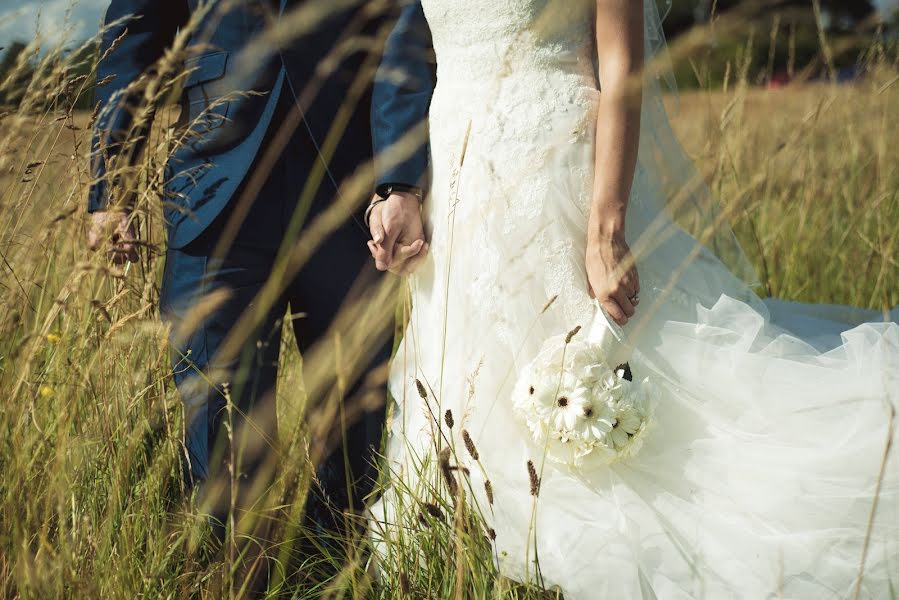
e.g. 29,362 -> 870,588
159,96 -> 387,537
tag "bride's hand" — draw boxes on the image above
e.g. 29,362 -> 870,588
586,233 -> 639,326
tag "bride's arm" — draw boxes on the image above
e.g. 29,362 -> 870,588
586,0 -> 644,326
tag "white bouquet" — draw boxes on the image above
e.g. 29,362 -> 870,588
512,311 -> 654,468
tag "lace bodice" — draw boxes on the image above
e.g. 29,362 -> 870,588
421,0 -> 597,98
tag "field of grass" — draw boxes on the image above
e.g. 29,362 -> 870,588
0,20 -> 897,600
668,81 -> 898,310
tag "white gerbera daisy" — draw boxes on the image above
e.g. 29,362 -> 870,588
574,399 -> 615,443
551,391 -> 589,431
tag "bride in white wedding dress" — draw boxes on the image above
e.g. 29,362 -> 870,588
369,0 -> 899,597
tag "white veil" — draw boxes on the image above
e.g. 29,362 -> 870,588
633,0 -> 762,291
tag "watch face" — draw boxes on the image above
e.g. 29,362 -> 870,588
375,184 -> 392,200
377,183 -> 422,200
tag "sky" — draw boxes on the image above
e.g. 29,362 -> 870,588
0,0 -> 108,50
1,0 -> 898,50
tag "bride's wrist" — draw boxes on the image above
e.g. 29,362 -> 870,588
588,210 -> 626,244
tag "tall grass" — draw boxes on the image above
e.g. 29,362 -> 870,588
0,2 -> 896,598
670,74 -> 899,309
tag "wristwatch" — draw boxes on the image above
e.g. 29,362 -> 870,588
375,182 -> 423,202
365,183 -> 424,228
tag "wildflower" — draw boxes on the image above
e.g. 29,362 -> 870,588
39,385 -> 54,398
46,333 -> 61,344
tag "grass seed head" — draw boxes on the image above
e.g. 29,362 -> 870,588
399,572 -> 411,594
415,378 -> 427,399
565,325 -> 582,344
527,460 -> 540,496
417,511 -> 430,528
540,294 -> 558,314
424,502 -> 444,520
462,429 -> 479,460
484,479 -> 494,505
438,447 -> 458,496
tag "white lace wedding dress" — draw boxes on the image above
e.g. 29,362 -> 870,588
371,0 -> 899,597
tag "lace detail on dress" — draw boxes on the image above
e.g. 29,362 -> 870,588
539,233 -> 594,326
423,0 -> 598,147
416,0 -> 603,354
422,0 -> 595,83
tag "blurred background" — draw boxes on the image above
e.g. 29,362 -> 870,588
2,0 -> 899,101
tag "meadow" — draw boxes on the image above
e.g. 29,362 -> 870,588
0,13 -> 897,600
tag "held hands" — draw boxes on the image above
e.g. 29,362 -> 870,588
87,210 -> 140,264
367,192 -> 429,275
586,231 -> 640,326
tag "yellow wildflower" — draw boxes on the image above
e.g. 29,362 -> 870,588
39,385 -> 54,398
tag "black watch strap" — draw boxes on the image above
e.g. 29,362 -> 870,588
376,182 -> 423,201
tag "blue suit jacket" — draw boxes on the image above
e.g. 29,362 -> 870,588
89,0 -> 380,249
370,0 -> 435,192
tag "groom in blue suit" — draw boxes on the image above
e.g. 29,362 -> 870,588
85,0 -> 429,563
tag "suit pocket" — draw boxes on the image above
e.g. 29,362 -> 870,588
181,51 -> 231,133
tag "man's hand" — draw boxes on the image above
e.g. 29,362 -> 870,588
367,192 -> 428,275
87,210 -> 140,264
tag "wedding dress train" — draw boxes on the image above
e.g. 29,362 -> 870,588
371,0 -> 899,597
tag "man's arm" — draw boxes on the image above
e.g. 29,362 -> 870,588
86,0 -> 188,262
368,1 -> 435,275
88,0 -> 188,213
371,0 -> 435,194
